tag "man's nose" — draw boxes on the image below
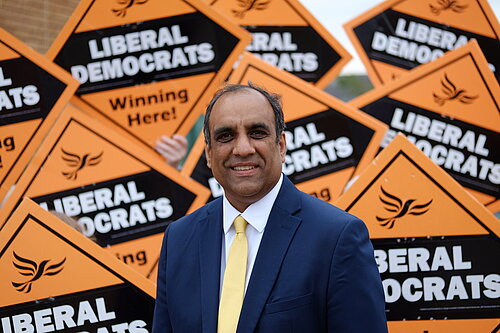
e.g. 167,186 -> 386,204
233,135 -> 256,156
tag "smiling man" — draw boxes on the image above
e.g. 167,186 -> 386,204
153,83 -> 387,333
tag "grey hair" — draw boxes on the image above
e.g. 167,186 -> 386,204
203,82 -> 285,146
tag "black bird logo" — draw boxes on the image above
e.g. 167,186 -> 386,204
429,0 -> 468,15
61,148 -> 103,180
112,0 -> 148,18
11,252 -> 66,293
376,187 -> 432,229
232,0 -> 272,18
433,73 -> 478,106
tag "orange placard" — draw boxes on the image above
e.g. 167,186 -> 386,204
0,28 -> 78,202
344,0 -> 500,86
205,0 -> 351,88
46,0 -> 251,149
350,41 -> 499,212
182,53 -> 387,203
0,103 -> 210,280
0,198 -> 156,331
336,134 -> 500,332
388,319 -> 500,333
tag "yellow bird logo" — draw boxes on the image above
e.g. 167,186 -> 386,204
12,252 -> 66,293
232,0 -> 272,18
429,0 -> 468,15
61,148 -> 103,180
376,187 -> 432,229
433,73 -> 478,106
112,0 -> 149,18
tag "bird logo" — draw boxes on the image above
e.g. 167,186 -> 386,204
376,187 -> 432,229
429,0 -> 468,15
11,252 -> 66,293
112,0 -> 148,18
232,0 -> 272,18
433,73 -> 478,106
61,148 -> 103,180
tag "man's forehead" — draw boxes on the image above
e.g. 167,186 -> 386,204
211,91 -> 273,120
216,87 -> 266,105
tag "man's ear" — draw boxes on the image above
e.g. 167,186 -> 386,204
279,132 -> 286,163
205,145 -> 212,169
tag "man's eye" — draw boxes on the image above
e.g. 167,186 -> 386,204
250,130 -> 268,139
216,133 -> 233,142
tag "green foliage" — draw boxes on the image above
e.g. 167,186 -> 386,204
325,75 -> 373,102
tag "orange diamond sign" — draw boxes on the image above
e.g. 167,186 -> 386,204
204,0 -> 351,88
0,198 -> 156,331
344,0 -> 500,86
47,0 -> 251,147
350,41 -> 500,213
336,134 -> 500,332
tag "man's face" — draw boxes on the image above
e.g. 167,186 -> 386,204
205,89 -> 286,212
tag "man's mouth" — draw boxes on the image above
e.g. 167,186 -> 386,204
232,166 -> 256,171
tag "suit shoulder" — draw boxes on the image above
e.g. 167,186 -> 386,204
299,191 -> 363,229
287,191 -> 371,256
168,198 -> 219,233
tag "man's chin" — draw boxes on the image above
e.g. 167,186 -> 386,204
232,187 -> 261,198
225,186 -> 265,202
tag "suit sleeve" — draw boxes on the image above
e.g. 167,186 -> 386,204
327,217 -> 388,333
152,226 -> 173,333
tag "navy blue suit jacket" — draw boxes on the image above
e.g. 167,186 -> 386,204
153,176 -> 387,332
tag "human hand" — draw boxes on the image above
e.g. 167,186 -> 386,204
155,134 -> 188,169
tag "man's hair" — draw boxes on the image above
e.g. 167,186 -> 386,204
203,82 -> 285,146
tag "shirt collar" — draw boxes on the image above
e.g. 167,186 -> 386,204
223,173 -> 283,234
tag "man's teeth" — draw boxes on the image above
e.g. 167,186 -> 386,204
233,166 -> 255,171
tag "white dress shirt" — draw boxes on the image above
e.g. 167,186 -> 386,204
220,174 -> 283,293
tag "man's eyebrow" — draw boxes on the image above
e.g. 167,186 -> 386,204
213,126 -> 233,136
248,123 -> 271,131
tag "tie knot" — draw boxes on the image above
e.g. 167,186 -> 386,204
233,216 -> 247,234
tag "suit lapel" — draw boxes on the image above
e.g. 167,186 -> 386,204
237,178 -> 302,333
199,199 -> 223,333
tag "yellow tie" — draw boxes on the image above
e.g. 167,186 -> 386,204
218,216 -> 248,333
